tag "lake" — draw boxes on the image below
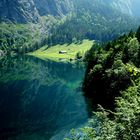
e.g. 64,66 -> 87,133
0,56 -> 88,140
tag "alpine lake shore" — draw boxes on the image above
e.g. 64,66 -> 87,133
28,40 -> 94,62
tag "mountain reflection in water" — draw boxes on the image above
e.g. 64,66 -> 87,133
0,56 -> 88,140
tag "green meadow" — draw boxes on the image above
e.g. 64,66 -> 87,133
28,40 -> 94,62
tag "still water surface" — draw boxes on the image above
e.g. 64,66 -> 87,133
0,56 -> 88,140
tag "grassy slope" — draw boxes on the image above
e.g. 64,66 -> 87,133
28,40 -> 94,62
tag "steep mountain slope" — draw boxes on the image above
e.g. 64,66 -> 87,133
131,0 -> 140,17
74,0 -> 140,18
34,0 -> 74,17
110,0 -> 133,16
74,0 -> 140,19
0,0 -> 74,23
110,0 -> 140,17
0,0 -> 40,23
0,0 -> 140,55
47,0 -> 139,44
0,0 -> 140,23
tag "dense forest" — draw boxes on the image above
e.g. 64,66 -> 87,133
0,16 -> 58,55
65,27 -> 140,139
47,7 -> 138,46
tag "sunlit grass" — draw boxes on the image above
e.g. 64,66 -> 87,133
28,40 -> 94,62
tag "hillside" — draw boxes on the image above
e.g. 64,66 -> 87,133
0,0 -> 74,23
0,0 -> 140,57
0,0 -> 139,23
48,0 -> 139,45
0,0 -> 40,23
83,31 -> 140,110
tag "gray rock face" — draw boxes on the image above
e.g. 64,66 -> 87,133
0,0 -> 140,23
34,0 -> 74,16
131,0 -> 140,17
101,0 -> 140,17
0,0 -> 40,23
0,0 -> 74,23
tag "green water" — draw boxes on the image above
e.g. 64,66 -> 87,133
0,56 -> 88,140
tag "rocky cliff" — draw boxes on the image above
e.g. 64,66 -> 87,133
0,0 -> 74,23
0,0 -> 40,23
100,0 -> 140,18
0,0 -> 140,23
34,0 -> 74,16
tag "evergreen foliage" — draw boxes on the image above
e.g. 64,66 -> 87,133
83,32 -> 140,110
47,6 -> 138,45
66,29 -> 140,140
0,23 -> 47,54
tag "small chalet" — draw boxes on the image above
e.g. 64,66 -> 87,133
59,51 -> 67,54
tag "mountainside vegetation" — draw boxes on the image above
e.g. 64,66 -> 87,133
0,23 -> 38,55
1,0 -> 140,24
65,28 -> 140,139
0,16 -> 59,55
0,0 -> 140,57
48,9 -> 138,45
83,29 -> 140,109
0,0 -> 74,23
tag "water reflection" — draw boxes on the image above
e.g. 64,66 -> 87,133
0,56 -> 88,140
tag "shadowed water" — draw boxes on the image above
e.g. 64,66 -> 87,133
0,56 -> 88,140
